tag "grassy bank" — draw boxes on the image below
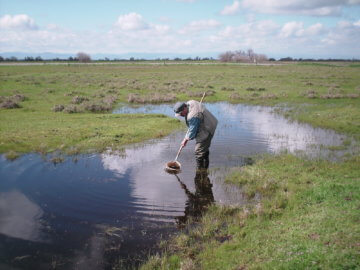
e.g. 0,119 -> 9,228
284,102 -> 360,141
142,154 -> 360,269
0,111 -> 180,157
0,64 -> 188,157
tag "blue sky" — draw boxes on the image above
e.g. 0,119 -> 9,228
1,0 -> 360,59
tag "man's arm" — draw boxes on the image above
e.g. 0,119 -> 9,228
182,117 -> 200,147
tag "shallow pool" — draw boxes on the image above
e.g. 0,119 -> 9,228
0,102 -> 352,269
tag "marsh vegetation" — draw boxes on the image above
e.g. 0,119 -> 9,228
1,62 -> 359,269
1,62 -> 359,157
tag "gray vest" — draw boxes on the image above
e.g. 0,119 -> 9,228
186,100 -> 218,142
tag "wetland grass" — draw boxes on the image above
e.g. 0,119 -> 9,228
0,109 -> 180,155
1,62 -> 360,269
0,64 -> 188,156
141,154 -> 360,270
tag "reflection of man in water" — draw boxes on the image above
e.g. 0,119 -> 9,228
173,100 -> 217,169
175,170 -> 214,227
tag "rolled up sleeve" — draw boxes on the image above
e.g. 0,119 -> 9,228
185,117 -> 200,140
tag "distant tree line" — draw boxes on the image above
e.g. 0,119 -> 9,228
277,57 -> 360,62
0,53 -> 358,62
0,56 -> 81,62
0,55 -> 215,62
0,52 -> 92,63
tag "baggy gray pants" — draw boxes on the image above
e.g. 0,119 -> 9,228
195,134 -> 213,168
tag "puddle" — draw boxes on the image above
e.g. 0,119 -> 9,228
114,102 -> 356,161
0,102 -> 355,269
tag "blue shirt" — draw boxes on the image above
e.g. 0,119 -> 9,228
185,117 -> 201,140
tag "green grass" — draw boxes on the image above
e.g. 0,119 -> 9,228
283,102 -> 360,141
1,62 -> 360,269
1,63 -> 359,149
0,111 -> 180,155
297,62 -> 348,67
142,154 -> 360,270
0,64 -> 185,156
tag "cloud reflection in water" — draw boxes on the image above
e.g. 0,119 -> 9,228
0,190 -> 44,242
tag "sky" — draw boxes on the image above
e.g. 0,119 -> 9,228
0,0 -> 360,59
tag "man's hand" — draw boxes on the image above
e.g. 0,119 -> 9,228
181,138 -> 189,147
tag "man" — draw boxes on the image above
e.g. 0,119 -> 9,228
174,100 -> 218,169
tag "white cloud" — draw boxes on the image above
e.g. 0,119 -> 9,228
114,13 -> 148,31
0,14 -> 37,30
220,1 -> 240,15
217,20 -> 279,39
153,24 -> 171,34
280,21 -> 304,38
241,0 -> 360,16
108,14 -> 175,52
0,13 -> 359,59
179,19 -> 221,34
112,13 -> 170,36
206,20 -> 281,53
321,20 -> 360,50
206,18 -> 357,58
306,23 -> 325,35
279,22 -> 326,38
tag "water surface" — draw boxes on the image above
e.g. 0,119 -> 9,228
0,103 -> 352,269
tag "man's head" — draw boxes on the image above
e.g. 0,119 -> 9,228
174,102 -> 188,117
